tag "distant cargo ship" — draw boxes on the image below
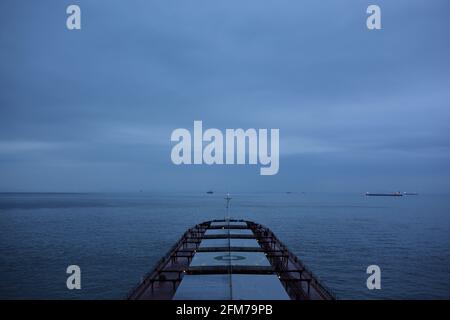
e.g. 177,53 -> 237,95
206,190 -> 214,194
365,192 -> 403,197
127,219 -> 335,300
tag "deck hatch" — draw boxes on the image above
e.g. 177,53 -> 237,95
189,251 -> 271,267
173,274 -> 290,300
210,221 -> 248,227
204,229 -> 254,236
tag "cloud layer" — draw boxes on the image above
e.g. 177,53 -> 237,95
1,0 -> 449,192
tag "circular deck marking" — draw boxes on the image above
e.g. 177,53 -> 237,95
214,254 -> 246,261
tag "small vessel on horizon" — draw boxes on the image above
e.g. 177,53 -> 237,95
206,190 -> 214,194
365,191 -> 403,197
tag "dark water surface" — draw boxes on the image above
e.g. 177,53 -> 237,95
0,192 -> 449,299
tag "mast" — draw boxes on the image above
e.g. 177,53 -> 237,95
224,193 -> 232,221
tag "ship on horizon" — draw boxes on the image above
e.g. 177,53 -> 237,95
365,191 -> 403,197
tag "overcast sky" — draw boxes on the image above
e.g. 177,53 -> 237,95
1,0 -> 449,192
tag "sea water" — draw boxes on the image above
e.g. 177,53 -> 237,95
0,192 -> 449,299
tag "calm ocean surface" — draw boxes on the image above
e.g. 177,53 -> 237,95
0,192 -> 449,299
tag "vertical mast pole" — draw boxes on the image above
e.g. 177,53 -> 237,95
225,193 -> 232,221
